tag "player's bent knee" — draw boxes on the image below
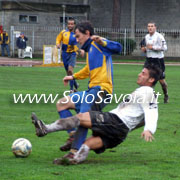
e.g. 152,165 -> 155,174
76,113 -> 84,120
56,97 -> 70,110
77,113 -> 92,128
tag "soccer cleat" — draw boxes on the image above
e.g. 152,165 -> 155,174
69,89 -> 78,93
164,95 -> 169,103
53,152 -> 78,165
31,113 -> 47,137
60,137 -> 74,151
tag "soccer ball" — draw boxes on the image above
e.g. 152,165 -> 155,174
12,138 -> 32,158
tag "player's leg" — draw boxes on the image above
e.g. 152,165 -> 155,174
53,136 -> 103,165
159,59 -> 168,103
56,95 -> 76,151
73,136 -> 103,163
59,90 -> 89,152
31,112 -> 91,136
31,96 -> 75,136
71,89 -> 110,152
22,49 -> 25,58
53,112 -> 101,165
5,44 -> 10,57
1,44 -> 5,56
18,49 -> 21,58
68,53 -> 79,92
58,91 -> 84,151
20,49 -> 23,58
69,88 -> 110,157
53,111 -> 129,165
67,65 -> 74,92
159,79 -> 168,103
70,88 -> 100,153
62,51 -> 69,75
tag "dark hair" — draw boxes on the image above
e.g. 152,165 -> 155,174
148,22 -> 156,27
68,17 -> 76,24
74,21 -> 94,36
144,64 -> 162,86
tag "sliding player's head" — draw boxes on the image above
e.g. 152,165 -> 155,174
137,64 -> 161,87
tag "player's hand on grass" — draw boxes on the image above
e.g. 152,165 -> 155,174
141,130 -> 154,142
63,76 -> 73,86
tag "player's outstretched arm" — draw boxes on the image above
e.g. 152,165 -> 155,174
141,130 -> 154,142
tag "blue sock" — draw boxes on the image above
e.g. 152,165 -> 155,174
71,126 -> 88,150
58,109 -> 76,133
69,80 -> 74,90
74,80 -> 78,89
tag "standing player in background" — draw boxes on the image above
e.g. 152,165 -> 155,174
0,29 -> 11,57
141,22 -> 169,103
56,17 -> 79,92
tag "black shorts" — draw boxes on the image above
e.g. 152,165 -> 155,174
89,111 -> 129,154
144,57 -> 165,80
90,90 -> 111,111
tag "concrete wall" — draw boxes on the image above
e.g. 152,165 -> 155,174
0,0 -> 89,30
89,0 -> 180,29
1,0 -> 180,29
88,0 -> 113,28
135,0 -> 180,29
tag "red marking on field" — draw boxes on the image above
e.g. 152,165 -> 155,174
0,57 -> 179,67
0,57 -> 42,67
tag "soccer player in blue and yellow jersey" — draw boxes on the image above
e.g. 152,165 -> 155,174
32,21 -> 122,163
56,21 -> 122,161
56,17 -> 79,92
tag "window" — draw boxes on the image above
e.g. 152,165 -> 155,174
29,16 -> 38,23
19,15 -> 38,23
19,15 -> 28,23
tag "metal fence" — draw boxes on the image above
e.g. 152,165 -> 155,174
10,25 -> 180,57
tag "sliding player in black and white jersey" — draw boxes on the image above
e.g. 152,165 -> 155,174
141,22 -> 169,103
31,64 -> 162,165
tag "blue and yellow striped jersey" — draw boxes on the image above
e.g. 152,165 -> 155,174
74,39 -> 122,94
56,29 -> 78,53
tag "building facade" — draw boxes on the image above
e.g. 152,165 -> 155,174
0,0 -> 180,57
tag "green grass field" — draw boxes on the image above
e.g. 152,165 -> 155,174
0,64 -> 180,180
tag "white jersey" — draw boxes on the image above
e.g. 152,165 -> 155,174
110,86 -> 158,134
145,31 -> 167,58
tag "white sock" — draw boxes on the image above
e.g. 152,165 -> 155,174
46,116 -> 80,133
46,121 -> 63,133
74,144 -> 90,163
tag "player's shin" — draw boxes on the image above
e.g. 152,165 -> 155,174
46,116 -> 80,133
69,80 -> 74,91
58,110 -> 76,135
73,79 -> 79,90
71,126 -> 88,150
